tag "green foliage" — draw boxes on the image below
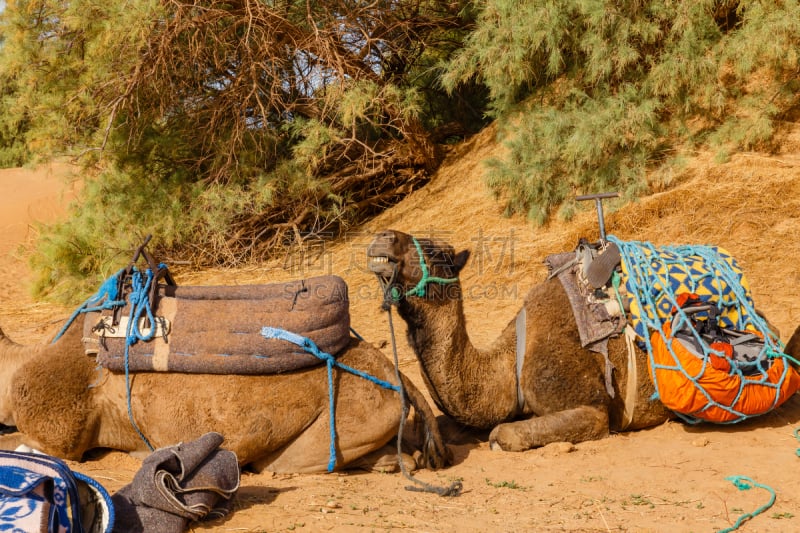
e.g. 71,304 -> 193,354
29,155 -> 295,300
0,0 -> 158,159
0,0 -> 483,301
8,0 -> 800,301
443,0 -> 800,222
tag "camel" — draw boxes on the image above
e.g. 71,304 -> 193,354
0,316 -> 451,473
368,229 -> 687,451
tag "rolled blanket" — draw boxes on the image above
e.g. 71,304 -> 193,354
87,275 -> 351,374
111,432 -> 240,533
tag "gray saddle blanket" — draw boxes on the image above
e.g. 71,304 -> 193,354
84,275 -> 350,374
546,252 -> 625,398
111,432 -> 239,533
545,252 -> 623,353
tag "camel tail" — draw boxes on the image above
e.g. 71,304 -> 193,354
400,373 -> 452,470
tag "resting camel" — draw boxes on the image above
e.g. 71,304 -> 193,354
0,317 -> 450,473
368,229 -> 687,451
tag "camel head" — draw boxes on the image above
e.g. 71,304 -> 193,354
367,230 -> 470,306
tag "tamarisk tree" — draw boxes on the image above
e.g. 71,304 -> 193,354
0,0 -> 483,299
441,0 -> 800,223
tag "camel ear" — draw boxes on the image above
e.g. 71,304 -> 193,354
453,250 -> 470,273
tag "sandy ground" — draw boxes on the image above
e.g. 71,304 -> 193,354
2,129 -> 800,532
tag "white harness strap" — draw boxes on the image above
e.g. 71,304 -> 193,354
620,325 -> 639,430
151,297 -> 177,371
515,307 -> 527,411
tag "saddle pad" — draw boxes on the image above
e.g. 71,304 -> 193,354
87,275 -> 350,374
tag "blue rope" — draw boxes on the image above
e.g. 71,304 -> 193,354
261,326 -> 400,472
52,264 -> 162,451
122,268 -> 157,451
607,235 -> 792,424
51,268 -> 127,344
716,476 -> 776,533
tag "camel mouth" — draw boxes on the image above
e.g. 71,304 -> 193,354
367,254 -> 397,276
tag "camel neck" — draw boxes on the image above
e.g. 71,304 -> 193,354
398,293 -> 518,429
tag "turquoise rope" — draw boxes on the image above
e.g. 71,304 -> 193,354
261,326 -> 400,472
716,476 -> 776,533
400,237 -> 459,299
794,428 -> 800,457
607,235 -> 791,424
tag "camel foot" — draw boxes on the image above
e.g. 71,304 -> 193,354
489,405 -> 609,452
489,423 -> 532,452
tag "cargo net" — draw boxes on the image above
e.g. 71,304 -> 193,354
606,235 -> 800,424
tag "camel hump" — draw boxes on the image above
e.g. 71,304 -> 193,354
89,275 -> 352,375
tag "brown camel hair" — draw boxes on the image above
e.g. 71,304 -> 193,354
368,229 -> 684,451
0,317 -> 451,474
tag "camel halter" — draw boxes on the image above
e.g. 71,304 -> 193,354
383,236 -> 459,304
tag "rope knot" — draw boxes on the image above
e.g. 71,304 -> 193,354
726,476 -> 753,491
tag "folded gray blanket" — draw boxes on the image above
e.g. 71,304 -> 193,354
111,432 -> 240,533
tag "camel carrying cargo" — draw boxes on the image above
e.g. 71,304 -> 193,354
0,236 -> 451,475
367,227 -> 800,452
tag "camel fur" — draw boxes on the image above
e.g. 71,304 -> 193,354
0,317 -> 451,473
366,230 -> 794,451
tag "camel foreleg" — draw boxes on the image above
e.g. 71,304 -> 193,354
400,374 -> 452,470
488,405 -> 609,452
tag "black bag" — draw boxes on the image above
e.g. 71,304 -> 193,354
671,295 -> 770,376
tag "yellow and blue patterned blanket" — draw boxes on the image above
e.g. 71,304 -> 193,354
606,236 -> 761,342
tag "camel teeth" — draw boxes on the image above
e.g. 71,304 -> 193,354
369,256 -> 389,264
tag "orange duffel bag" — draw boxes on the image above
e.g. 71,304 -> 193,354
649,296 -> 800,423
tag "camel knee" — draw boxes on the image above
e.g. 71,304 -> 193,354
0,433 -> 28,452
489,405 -> 609,452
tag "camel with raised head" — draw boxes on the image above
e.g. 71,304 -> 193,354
0,317 -> 450,473
367,229 -> 680,451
